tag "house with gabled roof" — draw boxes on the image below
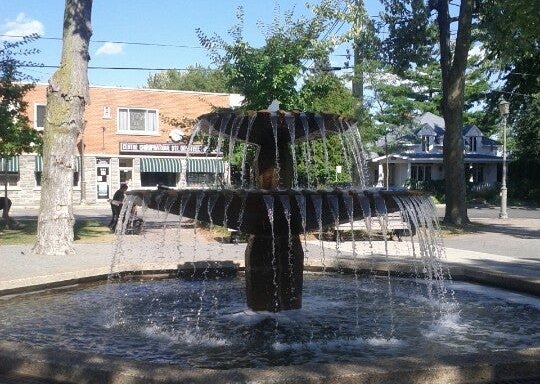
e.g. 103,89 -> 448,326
369,111 -> 504,189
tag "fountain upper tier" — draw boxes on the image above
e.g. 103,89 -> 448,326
197,110 -> 355,145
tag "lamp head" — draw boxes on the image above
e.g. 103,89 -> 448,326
498,98 -> 510,117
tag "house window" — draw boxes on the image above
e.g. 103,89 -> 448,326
118,108 -> 158,134
411,164 -> 432,182
465,163 -> 484,183
421,136 -> 430,152
468,137 -> 478,152
35,104 -> 46,130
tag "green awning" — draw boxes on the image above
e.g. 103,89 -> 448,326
140,157 -> 182,173
0,157 -> 19,173
35,156 -> 80,172
187,158 -> 225,173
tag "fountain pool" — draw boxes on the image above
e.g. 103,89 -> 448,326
1,274 -> 538,369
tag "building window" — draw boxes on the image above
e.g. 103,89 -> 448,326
118,108 -> 158,134
35,172 -> 79,187
141,172 -> 177,187
35,104 -> 46,130
411,164 -> 432,182
119,158 -> 133,185
0,174 -> 19,187
187,172 -> 222,187
421,136 -> 430,152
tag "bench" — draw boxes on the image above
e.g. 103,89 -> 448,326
334,213 -> 416,241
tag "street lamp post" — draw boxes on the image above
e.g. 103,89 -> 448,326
498,98 -> 509,219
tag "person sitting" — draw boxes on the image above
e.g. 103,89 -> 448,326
0,196 -> 18,229
108,183 -> 128,232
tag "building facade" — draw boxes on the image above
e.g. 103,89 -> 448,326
370,112 -> 504,189
2,84 -> 243,206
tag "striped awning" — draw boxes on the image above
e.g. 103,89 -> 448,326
187,158 -> 225,173
140,157 -> 182,173
35,156 -> 81,172
0,157 -> 19,173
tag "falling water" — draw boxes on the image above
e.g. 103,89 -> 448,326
299,114 -> 313,189
278,194 -> 295,291
314,114 -> 330,186
311,194 -> 325,269
262,194 -> 279,311
285,113 -> 299,189
240,115 -> 256,188
270,113 -> 281,187
327,194 -> 341,260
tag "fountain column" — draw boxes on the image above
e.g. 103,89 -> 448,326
244,129 -> 304,311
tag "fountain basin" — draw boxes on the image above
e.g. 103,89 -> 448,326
128,188 -> 418,236
0,273 -> 539,383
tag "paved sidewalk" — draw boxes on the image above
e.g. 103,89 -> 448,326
1,215 -> 538,295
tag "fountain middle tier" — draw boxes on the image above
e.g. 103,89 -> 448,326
128,187 -> 418,236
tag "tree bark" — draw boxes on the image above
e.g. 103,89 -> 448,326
33,0 -> 92,255
438,0 -> 473,225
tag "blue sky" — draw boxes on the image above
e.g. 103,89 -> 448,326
0,0 -> 383,88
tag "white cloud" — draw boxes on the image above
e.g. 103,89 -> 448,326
1,13 -> 44,41
95,42 -> 124,56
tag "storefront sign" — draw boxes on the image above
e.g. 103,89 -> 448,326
119,142 -> 218,155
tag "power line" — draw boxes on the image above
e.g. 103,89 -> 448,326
0,34 -> 203,49
21,64 -> 191,71
492,89 -> 536,98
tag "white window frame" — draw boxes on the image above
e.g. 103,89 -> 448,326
34,103 -> 46,131
411,163 -> 432,182
117,107 -> 159,135
468,137 -> 478,152
421,136 -> 430,152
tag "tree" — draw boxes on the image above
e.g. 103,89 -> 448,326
33,0 -> 92,255
380,0 -> 474,225
147,65 -> 231,93
197,7 -> 328,110
297,71 -> 358,186
477,0 -> 540,203
365,53 -> 490,129
0,35 -> 42,226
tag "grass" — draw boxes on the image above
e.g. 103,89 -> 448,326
437,221 -> 488,237
0,219 -> 115,245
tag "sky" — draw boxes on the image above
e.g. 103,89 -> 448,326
0,0 -> 384,89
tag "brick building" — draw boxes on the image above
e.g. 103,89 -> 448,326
2,84 -> 243,206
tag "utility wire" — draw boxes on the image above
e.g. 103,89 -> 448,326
21,64 -> 191,71
0,34 -> 203,49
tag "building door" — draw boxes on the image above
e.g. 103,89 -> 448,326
96,158 -> 110,200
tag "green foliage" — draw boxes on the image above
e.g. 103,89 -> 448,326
146,65 -> 232,93
298,72 -> 357,115
478,0 -> 540,66
197,6 -> 328,110
378,0 -> 437,74
0,36 -> 42,159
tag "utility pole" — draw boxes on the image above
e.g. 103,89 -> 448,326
351,0 -> 364,107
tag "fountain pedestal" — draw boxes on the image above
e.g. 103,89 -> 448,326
245,234 -> 303,311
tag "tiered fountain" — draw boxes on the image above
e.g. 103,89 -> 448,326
128,109 -> 416,311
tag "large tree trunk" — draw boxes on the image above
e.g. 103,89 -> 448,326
437,0 -> 473,225
33,0 -> 92,255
